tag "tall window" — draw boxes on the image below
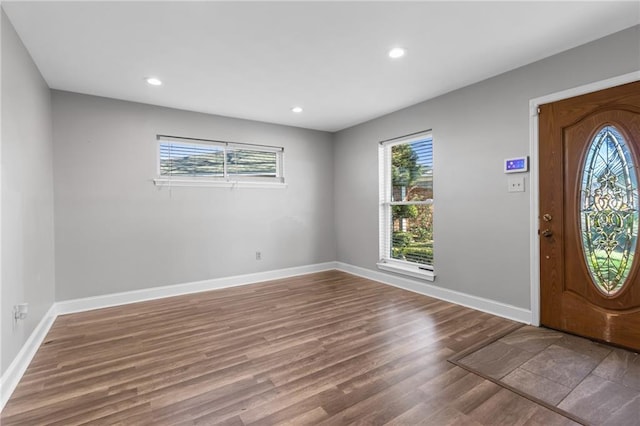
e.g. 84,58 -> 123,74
378,131 -> 434,280
154,135 -> 284,187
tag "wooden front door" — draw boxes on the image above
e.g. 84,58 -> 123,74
540,81 -> 640,351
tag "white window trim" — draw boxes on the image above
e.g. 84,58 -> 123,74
378,130 -> 435,281
153,135 -> 286,188
152,178 -> 287,189
377,258 -> 435,281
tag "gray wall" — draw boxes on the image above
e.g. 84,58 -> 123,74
3,13 -> 638,378
1,9 -> 55,374
52,91 -> 335,300
334,25 -> 640,310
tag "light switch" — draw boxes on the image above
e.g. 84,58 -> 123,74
508,176 -> 525,192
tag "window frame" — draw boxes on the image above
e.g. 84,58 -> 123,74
377,131 -> 435,281
153,135 -> 286,188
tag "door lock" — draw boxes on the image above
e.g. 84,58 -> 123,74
543,213 -> 552,222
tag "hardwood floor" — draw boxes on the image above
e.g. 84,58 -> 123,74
1,271 -> 578,425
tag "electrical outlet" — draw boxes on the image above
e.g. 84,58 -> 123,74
256,251 -> 262,260
13,303 -> 28,321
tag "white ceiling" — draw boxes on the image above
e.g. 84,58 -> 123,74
3,1 -> 639,132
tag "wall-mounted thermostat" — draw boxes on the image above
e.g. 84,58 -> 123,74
504,156 -> 529,173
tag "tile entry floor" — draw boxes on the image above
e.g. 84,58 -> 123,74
454,326 -> 640,426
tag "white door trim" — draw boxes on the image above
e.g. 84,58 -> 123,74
529,71 -> 640,326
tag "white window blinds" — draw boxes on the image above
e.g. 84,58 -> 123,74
155,135 -> 284,187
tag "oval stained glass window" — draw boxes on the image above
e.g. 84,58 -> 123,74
580,125 -> 639,296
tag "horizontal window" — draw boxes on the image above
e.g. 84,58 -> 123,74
154,135 -> 285,187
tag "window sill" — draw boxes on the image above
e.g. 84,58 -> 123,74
153,178 -> 287,189
377,261 -> 436,282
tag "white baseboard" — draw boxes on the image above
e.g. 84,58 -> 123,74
56,262 -> 338,315
335,262 -> 532,324
1,260 -> 531,412
0,303 -> 58,411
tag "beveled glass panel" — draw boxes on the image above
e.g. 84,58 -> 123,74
580,125 -> 639,295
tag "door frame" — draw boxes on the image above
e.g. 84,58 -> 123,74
529,71 -> 640,326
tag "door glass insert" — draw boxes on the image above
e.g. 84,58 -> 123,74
580,125 -> 639,295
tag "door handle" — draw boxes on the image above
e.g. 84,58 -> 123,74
541,229 -> 553,238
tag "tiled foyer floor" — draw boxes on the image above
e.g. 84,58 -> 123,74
454,326 -> 640,426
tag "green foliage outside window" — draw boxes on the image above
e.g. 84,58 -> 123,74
391,141 -> 433,265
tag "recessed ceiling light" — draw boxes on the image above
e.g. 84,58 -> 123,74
388,47 -> 406,59
146,77 -> 163,86
291,106 -> 303,113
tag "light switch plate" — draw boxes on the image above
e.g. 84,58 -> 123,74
508,176 -> 525,192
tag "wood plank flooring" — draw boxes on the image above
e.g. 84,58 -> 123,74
1,271 -> 578,425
